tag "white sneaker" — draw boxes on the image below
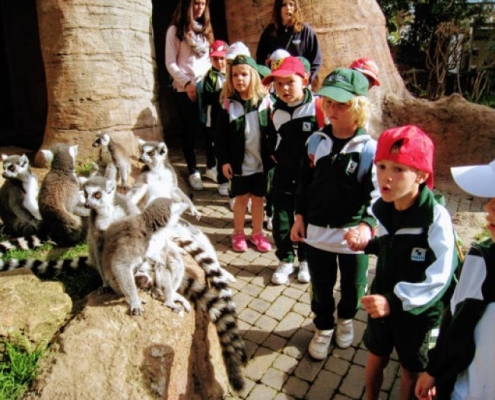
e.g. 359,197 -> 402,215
271,262 -> 294,285
297,261 -> 310,283
218,183 -> 229,197
204,167 -> 218,183
308,329 -> 334,360
335,319 -> 354,349
188,172 -> 203,191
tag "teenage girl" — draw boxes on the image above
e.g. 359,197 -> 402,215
215,55 -> 273,253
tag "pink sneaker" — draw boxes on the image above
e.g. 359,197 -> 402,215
249,232 -> 272,252
232,232 -> 248,252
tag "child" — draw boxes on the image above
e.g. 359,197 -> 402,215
290,68 -> 378,359
215,55 -> 273,253
197,40 -> 229,196
349,57 -> 380,89
415,159 -> 495,400
262,56 -> 318,285
345,125 -> 458,400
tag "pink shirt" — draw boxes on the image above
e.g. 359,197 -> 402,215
165,25 -> 211,92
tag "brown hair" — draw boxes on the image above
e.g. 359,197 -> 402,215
270,0 -> 304,34
170,0 -> 213,43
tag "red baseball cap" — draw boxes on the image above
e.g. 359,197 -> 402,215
210,40 -> 228,57
375,125 -> 435,188
262,56 -> 306,85
349,57 -> 380,87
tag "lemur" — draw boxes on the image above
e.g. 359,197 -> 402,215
38,144 -> 89,247
0,154 -> 42,237
127,140 -> 201,219
92,132 -> 131,189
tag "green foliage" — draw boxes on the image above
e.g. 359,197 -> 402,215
0,337 -> 45,400
76,159 -> 97,176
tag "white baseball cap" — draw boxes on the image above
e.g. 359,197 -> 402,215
269,49 -> 290,62
225,42 -> 251,61
451,159 -> 495,197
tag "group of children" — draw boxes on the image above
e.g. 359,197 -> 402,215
193,37 -> 493,399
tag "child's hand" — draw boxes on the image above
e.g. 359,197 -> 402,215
415,372 -> 436,400
344,224 -> 371,252
361,295 -> 390,318
290,215 -> 305,242
186,81 -> 197,101
222,164 -> 233,179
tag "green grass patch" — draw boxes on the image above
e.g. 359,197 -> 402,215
0,336 -> 45,400
76,159 -> 98,176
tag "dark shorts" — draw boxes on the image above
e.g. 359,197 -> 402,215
363,314 -> 439,372
230,172 -> 265,197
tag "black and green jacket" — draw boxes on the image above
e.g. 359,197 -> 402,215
268,88 -> 317,195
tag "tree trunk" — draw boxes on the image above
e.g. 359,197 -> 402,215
224,0 -> 410,136
34,0 -> 163,166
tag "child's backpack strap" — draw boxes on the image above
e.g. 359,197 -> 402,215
357,139 -> 377,183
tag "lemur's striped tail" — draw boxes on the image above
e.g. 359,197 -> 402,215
0,256 -> 89,275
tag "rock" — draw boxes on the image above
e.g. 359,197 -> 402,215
0,269 -> 72,349
23,262 -> 234,400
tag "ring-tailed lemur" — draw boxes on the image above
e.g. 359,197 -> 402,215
135,241 -> 246,392
38,144 -> 89,247
92,132 -> 131,189
128,140 -> 201,219
0,154 -> 42,237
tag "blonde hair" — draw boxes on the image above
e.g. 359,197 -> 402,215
349,96 -> 371,128
220,64 -> 268,107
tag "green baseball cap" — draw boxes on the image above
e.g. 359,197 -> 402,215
317,68 -> 369,103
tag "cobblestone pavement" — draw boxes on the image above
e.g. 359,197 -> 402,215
168,145 -> 485,400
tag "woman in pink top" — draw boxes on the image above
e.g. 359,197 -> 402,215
165,0 -> 213,191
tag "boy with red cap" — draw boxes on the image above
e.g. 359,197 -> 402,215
197,40 -> 229,195
263,56 -> 319,285
345,125 -> 458,400
349,57 -> 380,89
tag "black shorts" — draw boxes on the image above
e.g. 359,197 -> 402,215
363,314 -> 439,372
230,173 -> 265,197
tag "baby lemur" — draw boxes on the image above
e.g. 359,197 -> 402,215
92,132 -> 131,189
0,154 -> 42,237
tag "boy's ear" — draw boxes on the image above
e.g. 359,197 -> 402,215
303,75 -> 310,87
416,171 -> 429,185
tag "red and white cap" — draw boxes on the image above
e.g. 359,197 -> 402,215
349,57 -> 380,87
210,40 -> 228,57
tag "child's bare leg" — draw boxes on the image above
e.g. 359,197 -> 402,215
233,194 -> 249,233
399,365 -> 418,400
365,352 -> 389,400
250,195 -> 264,234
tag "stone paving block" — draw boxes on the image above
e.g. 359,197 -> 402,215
254,314 -> 279,331
249,297 -> 271,314
248,263 -> 270,275
266,295 -> 297,321
263,333 -> 288,352
245,383 -> 278,400
251,268 -> 273,288
273,353 -> 299,374
237,378 -> 257,399
282,286 -> 305,300
244,327 -> 271,345
324,355 -> 350,376
353,348 -> 368,367
305,369 -> 340,400
237,270 -> 256,281
282,375 -> 310,399
274,312 -> 305,338
245,346 -> 279,381
274,393 -> 296,400
339,364 -> 365,399
239,307 -> 262,325
261,367 -> 289,390
259,284 -> 286,301
382,359 -> 399,391
294,354 -> 325,382
332,345 -> 356,362
242,282 -> 264,297
233,291 -> 254,311
243,338 -> 260,361
292,301 -> 311,317
230,277 -> 248,291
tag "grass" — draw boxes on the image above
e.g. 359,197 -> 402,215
0,336 -> 45,400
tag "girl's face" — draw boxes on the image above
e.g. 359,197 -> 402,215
376,160 -> 427,210
192,0 -> 206,20
321,97 -> 355,133
280,0 -> 296,26
211,56 -> 226,74
231,64 -> 252,99
484,198 -> 495,241
273,74 -> 306,104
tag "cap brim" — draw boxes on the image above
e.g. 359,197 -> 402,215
316,86 -> 354,103
262,69 -> 304,85
451,164 -> 495,197
210,51 -> 226,57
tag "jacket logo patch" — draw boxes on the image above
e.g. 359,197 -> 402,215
346,160 -> 358,174
411,247 -> 427,262
303,122 -> 312,131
